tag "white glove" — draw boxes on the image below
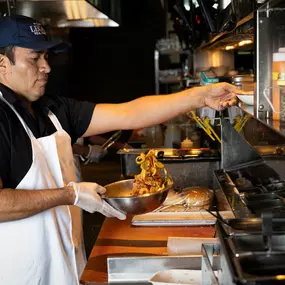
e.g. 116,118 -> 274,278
68,182 -> 126,220
85,145 -> 107,164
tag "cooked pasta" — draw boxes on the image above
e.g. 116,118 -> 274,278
132,150 -> 172,196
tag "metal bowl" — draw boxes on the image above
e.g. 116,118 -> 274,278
102,179 -> 173,215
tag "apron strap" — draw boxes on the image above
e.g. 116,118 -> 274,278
0,91 -> 35,139
0,92 -> 66,138
48,111 -> 65,132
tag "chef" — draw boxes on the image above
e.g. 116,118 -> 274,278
0,14 -> 238,285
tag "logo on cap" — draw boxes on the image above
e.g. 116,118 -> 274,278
29,22 -> 46,36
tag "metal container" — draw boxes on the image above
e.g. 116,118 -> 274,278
236,252 -> 285,279
213,221 -> 285,284
107,254 -> 220,283
231,74 -> 254,92
103,179 -> 172,215
227,234 -> 285,253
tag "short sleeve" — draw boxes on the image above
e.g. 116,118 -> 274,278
59,96 -> 96,142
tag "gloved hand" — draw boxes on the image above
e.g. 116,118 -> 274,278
68,182 -> 126,220
85,145 -> 108,164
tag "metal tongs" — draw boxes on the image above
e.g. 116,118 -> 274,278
205,209 -> 232,228
234,113 -> 252,133
101,130 -> 123,151
187,111 -> 221,143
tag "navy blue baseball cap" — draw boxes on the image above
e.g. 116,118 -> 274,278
0,14 -> 70,51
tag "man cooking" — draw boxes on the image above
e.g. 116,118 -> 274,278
0,14 -> 238,285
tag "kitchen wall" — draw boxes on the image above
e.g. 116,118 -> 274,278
46,1 -> 166,104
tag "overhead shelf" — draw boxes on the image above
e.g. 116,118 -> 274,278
198,12 -> 255,50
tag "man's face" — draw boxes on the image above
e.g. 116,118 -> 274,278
3,47 -> 51,102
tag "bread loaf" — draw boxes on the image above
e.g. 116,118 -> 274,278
183,186 -> 213,210
160,186 -> 213,212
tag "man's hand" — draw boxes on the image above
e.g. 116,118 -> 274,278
68,182 -> 126,220
203,82 -> 238,111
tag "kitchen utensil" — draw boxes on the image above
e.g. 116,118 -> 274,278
224,218 -> 285,236
101,130 -> 123,151
205,209 -> 232,227
102,179 -> 173,215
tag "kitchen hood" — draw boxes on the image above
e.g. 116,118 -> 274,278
1,0 -> 120,27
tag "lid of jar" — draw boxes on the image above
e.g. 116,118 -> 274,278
273,47 -> 285,62
231,74 -> 254,83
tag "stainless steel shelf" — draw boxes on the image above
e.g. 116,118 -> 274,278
239,104 -> 285,139
154,49 -> 190,94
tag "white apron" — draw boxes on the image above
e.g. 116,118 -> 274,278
0,93 -> 86,285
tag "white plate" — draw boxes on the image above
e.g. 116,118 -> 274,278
236,94 -> 254,105
150,269 -> 201,285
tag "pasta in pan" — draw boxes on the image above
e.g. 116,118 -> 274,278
132,149 -> 173,196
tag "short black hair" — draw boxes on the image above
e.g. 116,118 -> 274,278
0,46 -> 15,64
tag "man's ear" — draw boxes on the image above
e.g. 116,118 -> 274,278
0,54 -> 8,75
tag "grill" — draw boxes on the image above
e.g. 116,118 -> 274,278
214,161 -> 285,219
204,119 -> 285,284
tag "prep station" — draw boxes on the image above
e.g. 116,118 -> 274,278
80,0 -> 285,284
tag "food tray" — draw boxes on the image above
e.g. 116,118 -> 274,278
131,210 -> 235,226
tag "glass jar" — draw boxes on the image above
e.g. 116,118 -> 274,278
145,125 -> 164,148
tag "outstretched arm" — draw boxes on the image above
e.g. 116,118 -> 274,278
83,83 -> 238,137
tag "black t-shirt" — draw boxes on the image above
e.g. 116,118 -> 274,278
0,83 -> 95,189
